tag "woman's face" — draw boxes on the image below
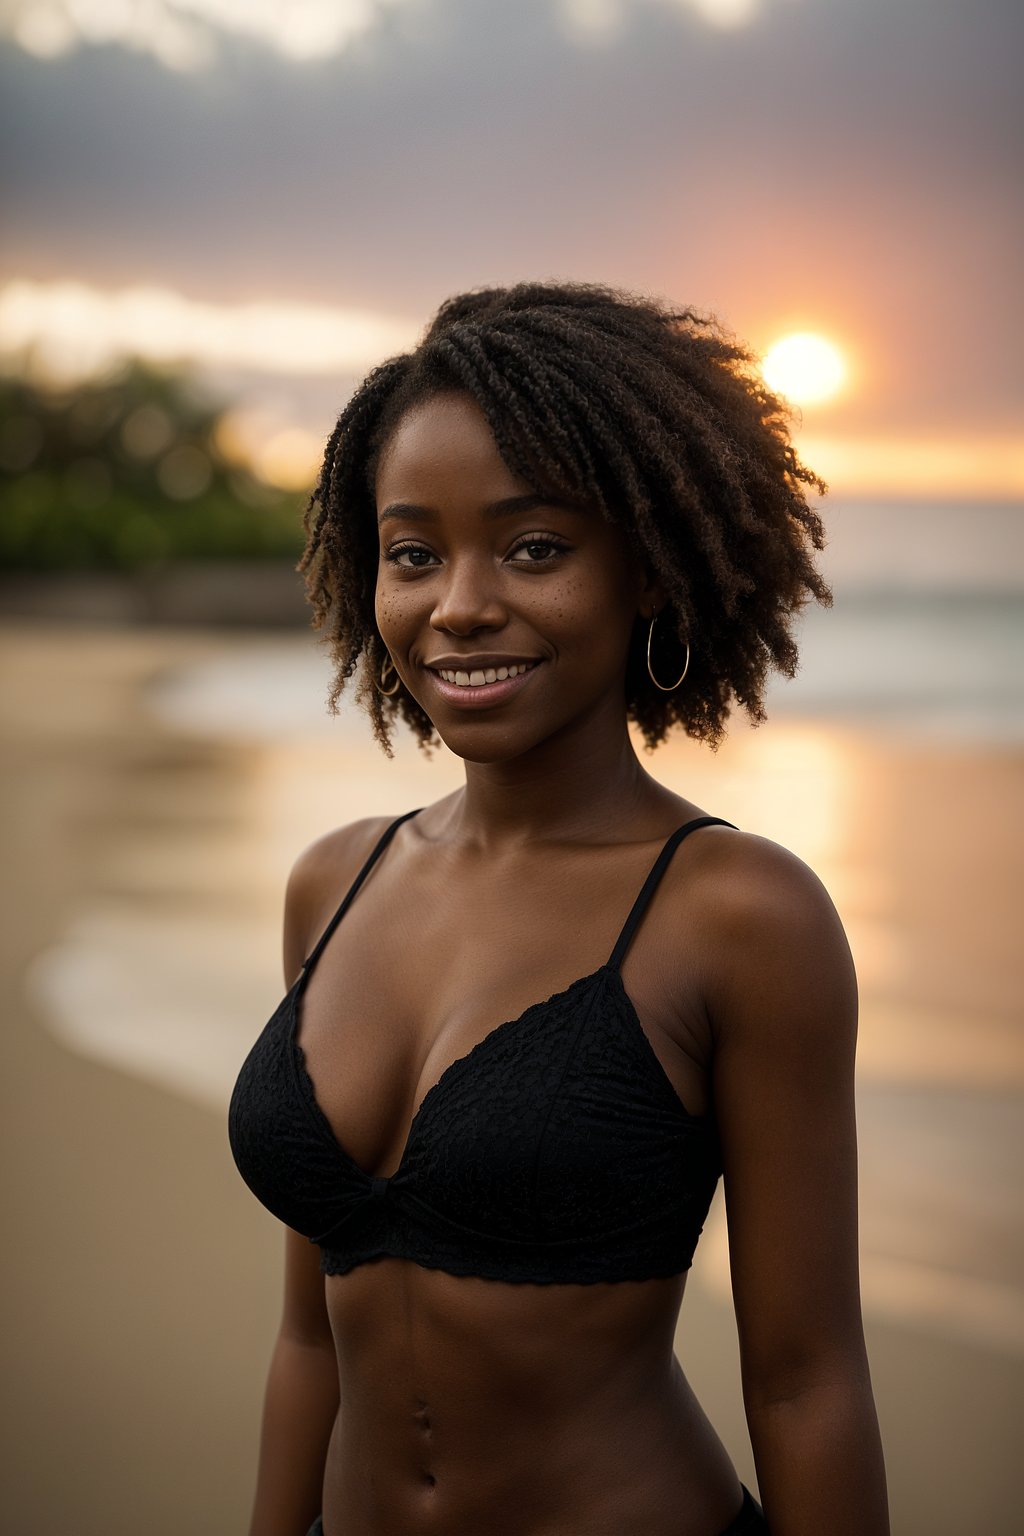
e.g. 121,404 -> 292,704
374,390 -> 659,763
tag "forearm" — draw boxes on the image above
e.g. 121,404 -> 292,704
745,1372 -> 889,1536
248,1332 -> 341,1536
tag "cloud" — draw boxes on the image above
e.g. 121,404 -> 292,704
4,0 -> 422,70
5,0 -> 791,72
560,0 -> 763,45
799,434 -> 1024,502
0,278 -> 420,382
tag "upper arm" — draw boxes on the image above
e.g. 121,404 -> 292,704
703,836 -> 867,1403
279,1225 -> 335,1348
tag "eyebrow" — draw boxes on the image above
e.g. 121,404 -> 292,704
377,493 -> 578,525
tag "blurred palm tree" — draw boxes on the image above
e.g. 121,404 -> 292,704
0,365 -> 307,570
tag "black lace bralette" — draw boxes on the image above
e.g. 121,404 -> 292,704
228,810 -> 734,1284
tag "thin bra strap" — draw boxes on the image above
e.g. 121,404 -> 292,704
301,808 -> 423,976
607,816 -> 737,973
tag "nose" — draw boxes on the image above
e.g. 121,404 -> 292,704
429,555 -> 507,636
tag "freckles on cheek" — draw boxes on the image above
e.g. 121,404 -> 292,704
374,578 -> 397,627
560,578 -> 608,635
375,586 -> 415,654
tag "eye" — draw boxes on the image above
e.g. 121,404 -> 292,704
384,542 -> 437,569
508,535 -> 569,564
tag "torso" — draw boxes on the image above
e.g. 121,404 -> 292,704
295,797 -> 745,1534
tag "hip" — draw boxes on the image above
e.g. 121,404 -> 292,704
305,1485 -> 767,1536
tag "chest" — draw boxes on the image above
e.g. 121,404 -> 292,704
294,852 -> 712,1180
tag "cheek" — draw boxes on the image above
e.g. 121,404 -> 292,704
546,568 -> 638,654
374,574 -> 411,642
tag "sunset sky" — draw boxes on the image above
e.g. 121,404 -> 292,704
1,0 -> 1021,497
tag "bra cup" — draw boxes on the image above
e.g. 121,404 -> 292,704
228,992 -> 368,1242
401,971 -> 716,1240
530,975 -> 717,1232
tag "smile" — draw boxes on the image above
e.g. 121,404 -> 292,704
424,658 -> 543,710
435,662 -> 536,688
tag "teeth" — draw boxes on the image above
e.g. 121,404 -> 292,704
437,663 -> 533,687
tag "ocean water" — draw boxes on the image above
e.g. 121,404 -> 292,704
147,500 -> 1024,749
814,499 -> 1024,595
778,590 -> 1024,742
786,498 -> 1024,742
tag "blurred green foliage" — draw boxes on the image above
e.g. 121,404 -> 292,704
0,366 -> 308,570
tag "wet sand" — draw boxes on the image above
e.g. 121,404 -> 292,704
1,620 -> 1021,1536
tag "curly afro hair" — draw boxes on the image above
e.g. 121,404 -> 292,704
297,280 -> 830,755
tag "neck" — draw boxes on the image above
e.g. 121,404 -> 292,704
449,706 -> 666,850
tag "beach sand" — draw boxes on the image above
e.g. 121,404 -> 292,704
1,620 -> 1020,1536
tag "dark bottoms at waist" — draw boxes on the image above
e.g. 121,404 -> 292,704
305,1485 -> 766,1536
722,1486 -> 768,1533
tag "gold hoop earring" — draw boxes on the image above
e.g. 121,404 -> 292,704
378,653 -> 401,697
646,612 -> 690,692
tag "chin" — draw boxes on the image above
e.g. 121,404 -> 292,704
432,720 -> 539,766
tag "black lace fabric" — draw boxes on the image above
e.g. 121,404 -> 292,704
228,966 -> 721,1285
227,812 -> 731,1285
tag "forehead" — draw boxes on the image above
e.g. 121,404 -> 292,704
375,391 -> 525,504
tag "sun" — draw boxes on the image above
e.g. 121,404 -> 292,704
761,332 -> 847,406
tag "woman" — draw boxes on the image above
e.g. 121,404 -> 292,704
229,282 -> 889,1536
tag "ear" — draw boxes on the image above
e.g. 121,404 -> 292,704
636,561 -> 667,621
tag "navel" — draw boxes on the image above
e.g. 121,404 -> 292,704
411,1397 -> 437,1489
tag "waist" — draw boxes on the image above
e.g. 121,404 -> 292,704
322,1350 -> 741,1536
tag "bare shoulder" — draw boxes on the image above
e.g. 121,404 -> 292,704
681,824 -> 857,1047
280,814 -> 404,986
286,815 -> 399,902
687,823 -> 845,936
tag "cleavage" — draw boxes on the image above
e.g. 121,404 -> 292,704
293,940 -> 605,1179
